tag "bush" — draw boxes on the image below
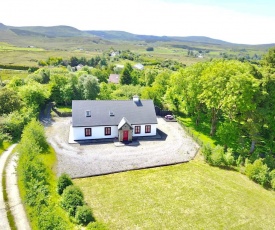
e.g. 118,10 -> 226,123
75,205 -> 94,225
61,185 -> 84,216
37,206 -> 67,230
210,145 -> 224,166
87,221 -> 107,230
201,144 -> 212,163
270,170 -> 275,190
224,148 -> 235,166
245,159 -> 269,186
57,173 -> 73,195
146,47 -> 154,51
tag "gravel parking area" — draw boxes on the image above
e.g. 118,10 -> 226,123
46,117 -> 199,178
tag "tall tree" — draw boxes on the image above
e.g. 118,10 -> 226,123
78,74 -> 100,100
120,63 -> 133,85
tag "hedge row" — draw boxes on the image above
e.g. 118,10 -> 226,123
0,64 -> 38,71
17,120 -> 72,229
58,174 -> 107,228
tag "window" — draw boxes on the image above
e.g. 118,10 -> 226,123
85,128 -> 92,136
105,127 -> 111,136
145,125 -> 151,133
86,110 -> 91,117
135,126 -> 141,134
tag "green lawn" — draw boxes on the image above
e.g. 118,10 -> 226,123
177,117 -> 216,147
74,160 -> 275,230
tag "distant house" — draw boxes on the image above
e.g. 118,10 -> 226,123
133,63 -> 144,70
76,64 -> 84,71
108,74 -> 120,84
110,51 -> 119,57
71,96 -> 157,142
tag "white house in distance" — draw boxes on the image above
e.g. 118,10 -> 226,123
71,96 -> 157,142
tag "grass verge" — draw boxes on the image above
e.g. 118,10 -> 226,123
74,160 -> 275,230
2,152 -> 17,230
0,141 -> 12,156
177,117 -> 216,147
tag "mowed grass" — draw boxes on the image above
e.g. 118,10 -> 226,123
0,69 -> 29,81
74,160 -> 275,230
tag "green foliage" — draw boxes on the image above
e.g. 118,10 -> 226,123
202,144 -> 235,167
270,170 -> 275,190
19,80 -> 50,111
78,74 -> 100,100
245,159 -> 269,186
87,221 -> 108,230
216,122 -> 239,149
46,56 -> 63,66
120,62 -> 133,85
262,47 -> 275,68
201,144 -> 212,163
1,108 -> 34,139
0,88 -> 22,115
224,148 -> 235,166
111,84 -> 142,100
91,68 -> 109,83
0,130 -> 11,145
146,47 -> 154,51
21,119 -> 49,152
17,122 -> 72,229
57,173 -> 73,195
61,185 -> 84,216
37,206 -> 67,230
210,145 -> 225,166
75,205 -> 95,225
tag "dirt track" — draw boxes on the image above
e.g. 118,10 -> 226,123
46,117 -> 200,178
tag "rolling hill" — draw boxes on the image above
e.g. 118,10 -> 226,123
1,23 -> 274,48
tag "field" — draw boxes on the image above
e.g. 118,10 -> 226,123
74,159 -> 275,229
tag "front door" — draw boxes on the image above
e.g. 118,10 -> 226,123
123,130 -> 128,141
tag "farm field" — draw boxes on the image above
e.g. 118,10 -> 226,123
74,160 -> 275,230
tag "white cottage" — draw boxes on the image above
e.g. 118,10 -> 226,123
71,96 -> 157,141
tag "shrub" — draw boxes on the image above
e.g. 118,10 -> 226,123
201,143 -> 212,163
224,148 -> 235,166
61,185 -> 84,216
38,206 -> 67,230
75,205 -> 94,225
57,173 -> 73,195
210,145 -> 224,166
146,47 -> 154,51
270,170 -> 275,190
245,159 -> 269,186
87,221 -> 107,230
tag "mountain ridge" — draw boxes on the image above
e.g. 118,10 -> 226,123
0,23 -> 274,47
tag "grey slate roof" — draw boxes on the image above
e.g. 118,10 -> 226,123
72,99 -> 157,127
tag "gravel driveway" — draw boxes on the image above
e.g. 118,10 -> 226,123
46,117 -> 199,178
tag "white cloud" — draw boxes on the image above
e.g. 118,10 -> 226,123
1,0 -> 275,44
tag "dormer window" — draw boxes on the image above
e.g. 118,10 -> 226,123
86,110 -> 91,117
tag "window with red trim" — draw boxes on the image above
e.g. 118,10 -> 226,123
135,126 -> 141,134
145,125 -> 151,133
105,127 -> 111,135
85,128 -> 92,136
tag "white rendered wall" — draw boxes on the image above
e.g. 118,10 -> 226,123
73,124 -> 157,140
73,126 -> 118,140
132,124 -> 157,137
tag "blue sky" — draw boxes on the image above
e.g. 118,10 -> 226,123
1,0 -> 275,44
